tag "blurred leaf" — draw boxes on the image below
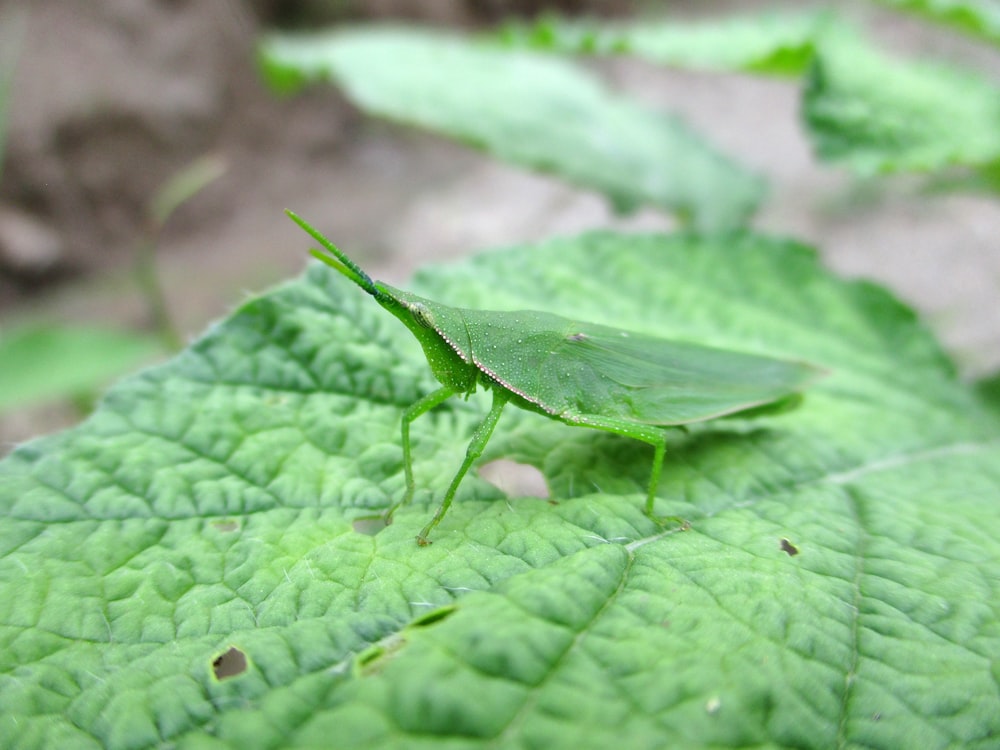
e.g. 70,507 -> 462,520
501,9 -> 1000,188
803,34 -> 1000,176
2,230 -> 999,747
497,10 -> 840,76
149,154 -> 227,228
259,27 -> 765,231
0,323 -> 162,413
976,370 -> 1000,418
876,0 -> 1000,46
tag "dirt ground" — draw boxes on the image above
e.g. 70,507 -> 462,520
1,0 -> 999,451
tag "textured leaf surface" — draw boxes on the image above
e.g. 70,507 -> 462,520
876,0 -> 1000,46
803,34 -> 1000,176
497,10 -> 837,75
2,231 -> 1000,749
258,27 -> 764,230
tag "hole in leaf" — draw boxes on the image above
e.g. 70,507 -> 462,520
780,538 -> 799,556
356,645 -> 386,669
211,520 -> 240,533
478,459 -> 549,498
212,647 -> 247,680
356,633 -> 406,676
353,515 -> 388,536
410,604 -> 457,628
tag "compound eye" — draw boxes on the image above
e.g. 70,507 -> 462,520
410,303 -> 434,329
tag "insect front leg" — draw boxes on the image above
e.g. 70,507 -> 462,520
417,389 -> 510,546
385,386 -> 455,525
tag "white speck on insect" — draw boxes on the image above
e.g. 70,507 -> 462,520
706,696 -> 722,714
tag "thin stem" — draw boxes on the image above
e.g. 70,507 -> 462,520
134,234 -> 182,352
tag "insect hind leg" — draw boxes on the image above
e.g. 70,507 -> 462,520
644,434 -> 689,531
560,413 -> 689,531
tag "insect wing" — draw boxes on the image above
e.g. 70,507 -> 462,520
462,308 -> 821,427
544,325 -> 821,425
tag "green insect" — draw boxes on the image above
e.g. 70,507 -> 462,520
289,211 -> 822,545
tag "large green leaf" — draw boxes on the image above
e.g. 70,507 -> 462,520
876,0 -> 1000,46
258,27 -> 765,231
2,231 -> 999,748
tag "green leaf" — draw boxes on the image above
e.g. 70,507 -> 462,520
803,34 -> 1000,176
497,10 -> 839,76
258,27 -> 765,231
0,323 -> 163,413
2,231 -> 999,748
876,0 -> 1000,46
